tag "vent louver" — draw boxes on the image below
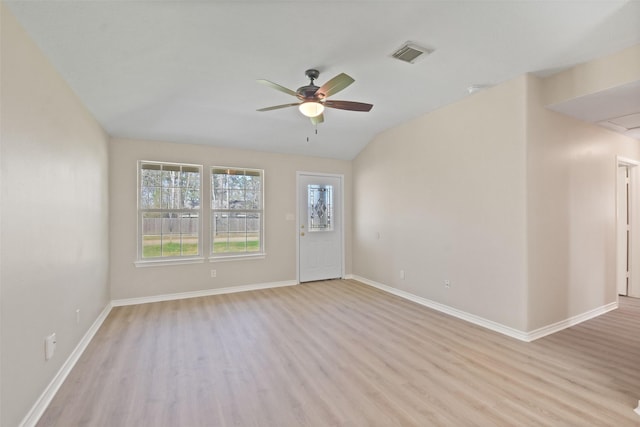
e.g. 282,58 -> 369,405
391,42 -> 433,64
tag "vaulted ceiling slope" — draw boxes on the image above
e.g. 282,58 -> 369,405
5,1 -> 640,160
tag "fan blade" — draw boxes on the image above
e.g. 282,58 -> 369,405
310,113 -> 324,125
257,103 -> 300,112
315,73 -> 354,98
257,79 -> 298,97
323,100 -> 373,112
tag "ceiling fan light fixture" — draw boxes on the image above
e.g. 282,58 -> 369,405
299,101 -> 325,118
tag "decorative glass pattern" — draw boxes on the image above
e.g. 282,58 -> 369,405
308,184 -> 333,232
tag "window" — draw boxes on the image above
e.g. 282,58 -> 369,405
138,161 -> 202,262
211,167 -> 264,258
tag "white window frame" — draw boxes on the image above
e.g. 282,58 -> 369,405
210,166 -> 265,262
135,161 -> 204,267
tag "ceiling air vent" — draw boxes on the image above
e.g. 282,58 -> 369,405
391,42 -> 433,64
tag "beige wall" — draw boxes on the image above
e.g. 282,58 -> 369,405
353,76 -> 529,331
353,69 -> 640,334
109,138 -> 352,300
542,44 -> 640,106
527,74 -> 640,330
0,5 -> 110,427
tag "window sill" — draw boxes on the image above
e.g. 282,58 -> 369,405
134,257 -> 205,268
209,253 -> 266,263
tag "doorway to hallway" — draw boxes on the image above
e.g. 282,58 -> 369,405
617,157 -> 639,298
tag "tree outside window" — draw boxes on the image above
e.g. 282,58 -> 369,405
139,162 -> 201,259
211,167 -> 263,257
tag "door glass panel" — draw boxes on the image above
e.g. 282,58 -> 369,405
308,184 -> 333,232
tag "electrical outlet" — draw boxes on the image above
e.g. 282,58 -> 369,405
210,269 -> 217,278
76,309 -> 80,324
444,280 -> 450,288
400,269 -> 405,280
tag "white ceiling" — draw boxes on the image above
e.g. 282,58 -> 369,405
5,0 -> 640,160
548,80 -> 640,140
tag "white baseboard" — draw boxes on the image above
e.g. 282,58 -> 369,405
351,275 -> 530,341
19,302 -> 113,427
525,300 -> 618,341
21,279 -> 298,426
350,275 -> 617,342
111,279 -> 298,307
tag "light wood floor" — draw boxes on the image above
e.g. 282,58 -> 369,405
38,279 -> 640,426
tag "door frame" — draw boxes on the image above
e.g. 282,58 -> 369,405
296,171 -> 345,283
616,156 -> 639,299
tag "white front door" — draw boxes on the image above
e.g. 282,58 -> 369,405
297,173 -> 343,282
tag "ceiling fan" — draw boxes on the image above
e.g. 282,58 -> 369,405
257,69 -> 373,125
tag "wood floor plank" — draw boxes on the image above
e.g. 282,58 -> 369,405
37,280 -> 640,426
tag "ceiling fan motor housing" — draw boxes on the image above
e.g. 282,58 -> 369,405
298,69 -> 322,100
297,85 -> 321,100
